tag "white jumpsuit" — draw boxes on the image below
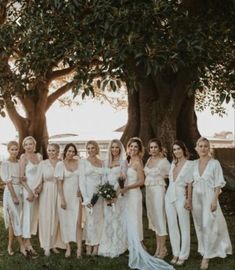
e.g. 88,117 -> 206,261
165,160 -> 193,260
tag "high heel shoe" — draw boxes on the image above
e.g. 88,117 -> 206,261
20,247 -> 27,257
76,249 -> 82,258
176,259 -> 185,266
27,246 -> 37,256
154,249 -> 160,258
200,259 -> 209,270
52,248 -> 60,254
65,248 -> 71,258
7,247 -> 14,256
44,249 -> 50,257
170,257 -> 178,264
156,248 -> 168,259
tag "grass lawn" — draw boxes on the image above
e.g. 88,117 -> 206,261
0,205 -> 234,270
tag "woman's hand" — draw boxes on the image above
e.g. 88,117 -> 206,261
86,203 -> 92,209
120,186 -> 129,194
110,197 -> 117,204
20,176 -> 27,182
61,199 -> 67,210
34,185 -> 42,197
12,195 -> 19,205
77,190 -> 82,197
211,199 -> 217,212
26,192 -> 34,202
184,199 -> 192,211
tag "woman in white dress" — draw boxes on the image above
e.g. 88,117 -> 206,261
0,141 -> 26,256
121,137 -> 173,270
19,136 -> 42,254
192,137 -> 232,270
165,140 -> 193,266
98,139 -> 127,258
144,138 -> 170,258
54,143 -> 82,258
34,144 -> 65,256
79,140 -> 104,256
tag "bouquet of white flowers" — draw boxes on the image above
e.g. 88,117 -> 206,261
97,181 -> 117,206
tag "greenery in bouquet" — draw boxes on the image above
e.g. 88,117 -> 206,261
97,182 -> 117,206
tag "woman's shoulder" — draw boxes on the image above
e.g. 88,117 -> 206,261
160,157 -> 171,168
185,159 -> 194,166
20,153 -> 27,160
55,160 -> 64,168
132,159 -> 144,169
209,158 -> 221,168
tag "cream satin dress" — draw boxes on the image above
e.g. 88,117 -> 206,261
22,154 -> 41,238
125,166 -> 174,270
1,161 -> 23,236
34,160 -> 65,250
54,161 -> 81,244
192,159 -> 232,258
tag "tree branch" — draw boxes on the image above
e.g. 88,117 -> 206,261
17,94 -> 35,117
46,81 -> 75,110
5,100 -> 26,129
47,66 -> 76,81
0,0 -> 8,25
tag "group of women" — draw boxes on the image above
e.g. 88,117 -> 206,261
0,135 -> 232,270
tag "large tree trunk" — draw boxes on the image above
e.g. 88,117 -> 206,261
6,84 -> 50,158
121,65 -> 200,159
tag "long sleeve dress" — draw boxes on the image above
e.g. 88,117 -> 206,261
79,159 -> 104,246
144,157 -> 170,236
192,158 -> 232,258
22,154 -> 42,238
54,161 -> 81,244
165,160 -> 193,260
34,160 -> 65,250
1,160 -> 23,236
98,160 -> 127,257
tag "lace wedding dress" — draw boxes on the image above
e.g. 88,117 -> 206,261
125,167 -> 174,270
98,162 -> 127,257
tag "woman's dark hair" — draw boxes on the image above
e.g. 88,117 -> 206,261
172,140 -> 189,162
63,143 -> 78,159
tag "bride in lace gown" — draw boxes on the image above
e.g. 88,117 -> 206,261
121,137 -> 174,270
98,139 -> 127,258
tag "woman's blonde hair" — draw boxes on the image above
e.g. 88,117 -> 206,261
126,137 -> 145,159
86,140 -> 100,155
196,137 -> 210,149
106,139 -> 126,167
7,141 -> 19,150
48,143 -> 60,152
195,137 -> 213,156
22,136 -> 37,148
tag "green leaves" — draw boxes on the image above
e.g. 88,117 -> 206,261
0,0 -> 234,115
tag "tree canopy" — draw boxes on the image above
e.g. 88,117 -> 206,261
1,0 -> 234,107
0,0 -> 234,153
